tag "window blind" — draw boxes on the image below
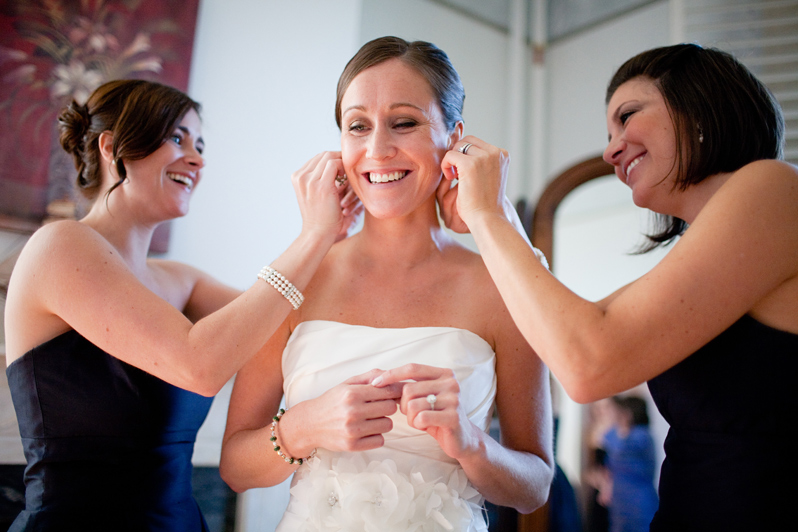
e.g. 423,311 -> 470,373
681,0 -> 798,164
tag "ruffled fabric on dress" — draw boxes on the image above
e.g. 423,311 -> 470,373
277,321 -> 496,532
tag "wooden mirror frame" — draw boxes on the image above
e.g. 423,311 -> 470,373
520,155 -> 614,273
514,154 -> 613,532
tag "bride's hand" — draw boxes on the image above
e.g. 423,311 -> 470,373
371,364 -> 483,460
303,368 -> 402,453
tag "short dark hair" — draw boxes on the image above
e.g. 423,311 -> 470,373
613,395 -> 650,427
335,36 -> 465,132
606,43 -> 784,250
58,79 -> 201,200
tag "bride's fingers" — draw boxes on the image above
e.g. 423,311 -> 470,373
363,383 -> 405,403
340,186 -> 358,206
436,179 -> 454,227
414,392 -> 444,414
346,368 -> 386,385
343,369 -> 405,401
407,394 -> 463,433
352,433 -> 389,452
371,363 -> 447,387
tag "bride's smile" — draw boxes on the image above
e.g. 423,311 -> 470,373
340,58 -> 459,221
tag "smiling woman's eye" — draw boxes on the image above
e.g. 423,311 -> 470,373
170,132 -> 183,144
620,110 -> 635,124
347,121 -> 368,133
394,120 -> 418,129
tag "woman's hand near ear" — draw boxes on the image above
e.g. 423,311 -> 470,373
438,137 -> 548,267
439,135 -> 509,227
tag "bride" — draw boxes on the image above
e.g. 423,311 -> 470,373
220,36 -> 554,531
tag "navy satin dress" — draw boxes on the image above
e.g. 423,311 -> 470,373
648,314 -> 797,531
6,330 -> 213,531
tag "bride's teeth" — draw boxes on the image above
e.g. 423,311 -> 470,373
368,171 -> 406,184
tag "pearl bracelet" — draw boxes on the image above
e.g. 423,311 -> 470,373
532,246 -> 550,271
270,408 -> 316,465
258,266 -> 304,310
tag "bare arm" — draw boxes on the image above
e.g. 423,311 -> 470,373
220,319 -> 403,492
446,142 -> 798,402
4,152 -> 346,396
180,267 -> 242,323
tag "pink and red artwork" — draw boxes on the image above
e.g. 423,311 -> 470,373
0,0 -> 200,251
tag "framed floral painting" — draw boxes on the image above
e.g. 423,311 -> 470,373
0,0 -> 200,252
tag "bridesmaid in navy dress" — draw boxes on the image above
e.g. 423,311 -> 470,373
4,79 -> 359,530
440,43 -> 798,531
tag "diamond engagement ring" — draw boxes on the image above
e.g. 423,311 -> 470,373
426,394 -> 437,411
458,142 -> 473,155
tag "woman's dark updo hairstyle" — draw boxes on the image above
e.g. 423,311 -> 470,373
606,43 -> 784,250
58,79 -> 201,201
335,36 -> 465,132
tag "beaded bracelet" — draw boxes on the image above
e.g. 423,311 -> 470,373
270,408 -> 316,465
258,266 -> 304,310
532,246 -> 550,271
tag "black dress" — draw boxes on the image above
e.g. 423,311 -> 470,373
647,314 -> 797,531
6,330 -> 214,531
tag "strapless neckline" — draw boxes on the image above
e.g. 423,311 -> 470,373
292,319 -> 493,350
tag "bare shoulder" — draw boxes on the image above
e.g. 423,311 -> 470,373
443,240 -> 522,348
720,159 -> 798,207
440,237 -> 500,296
738,158 -> 798,180
13,220 -> 114,284
25,219 -> 104,251
5,220 -> 116,361
705,160 -> 798,249
627,158 -> 798,341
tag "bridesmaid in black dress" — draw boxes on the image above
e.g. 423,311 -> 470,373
439,43 -> 798,531
4,79 -> 360,530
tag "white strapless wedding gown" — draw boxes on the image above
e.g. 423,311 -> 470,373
275,320 -> 496,532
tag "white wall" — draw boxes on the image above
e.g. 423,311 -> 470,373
545,0 -> 670,180
167,0 -> 363,287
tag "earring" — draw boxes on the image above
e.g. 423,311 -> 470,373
697,124 -> 704,144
